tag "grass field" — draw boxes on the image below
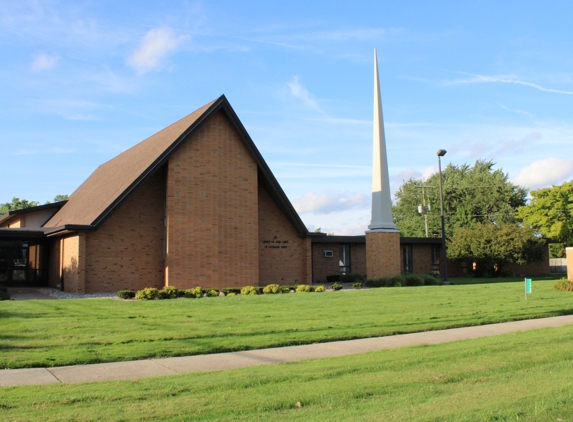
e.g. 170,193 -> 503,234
2,279 -> 572,369
2,324 -> 573,421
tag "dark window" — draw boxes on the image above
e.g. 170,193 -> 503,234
403,245 -> 413,273
339,244 -> 351,274
431,245 -> 441,276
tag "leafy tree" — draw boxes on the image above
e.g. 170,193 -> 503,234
53,194 -> 69,202
447,223 -> 545,277
0,197 -> 40,216
518,181 -> 573,257
393,160 -> 528,237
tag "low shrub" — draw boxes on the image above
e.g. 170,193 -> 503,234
499,269 -> 516,278
241,286 -> 258,295
158,286 -> 179,299
314,285 -> 325,292
0,284 -> 8,292
331,282 -> 343,291
326,275 -> 341,283
404,274 -> 424,287
135,287 -> 159,300
421,273 -> 441,285
184,287 -> 203,298
226,292 -> 237,297
263,284 -> 281,294
205,289 -> 219,297
0,288 -> 10,301
221,287 -> 241,295
117,290 -> 136,299
352,282 -> 362,290
296,284 -> 312,293
389,275 -> 405,287
279,285 -> 293,294
554,278 -> 573,292
341,273 -> 366,283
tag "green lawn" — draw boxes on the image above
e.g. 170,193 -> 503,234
2,279 -> 572,369
2,324 -> 573,421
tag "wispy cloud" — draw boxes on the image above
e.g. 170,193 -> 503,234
293,191 -> 369,214
513,158 -> 573,189
498,104 -> 535,118
449,132 -> 543,160
126,27 -> 185,75
31,53 -> 59,71
444,72 -> 573,95
286,76 -> 325,113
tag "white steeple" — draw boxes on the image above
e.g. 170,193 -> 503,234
368,49 -> 397,232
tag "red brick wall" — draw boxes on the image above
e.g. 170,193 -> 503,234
311,242 -> 367,283
258,184 -> 311,285
505,244 -> 550,276
165,111 -> 259,289
84,168 -> 166,293
61,233 -> 86,294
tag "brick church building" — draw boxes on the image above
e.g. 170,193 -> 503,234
0,95 -> 550,292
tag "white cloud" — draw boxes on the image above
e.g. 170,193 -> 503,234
445,72 -> 573,95
31,53 -> 59,71
421,166 -> 437,180
293,191 -> 369,214
286,76 -> 324,113
513,158 -> 573,189
391,168 -> 422,184
126,27 -> 183,74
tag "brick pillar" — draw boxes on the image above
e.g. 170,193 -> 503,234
567,247 -> 573,280
366,231 -> 401,280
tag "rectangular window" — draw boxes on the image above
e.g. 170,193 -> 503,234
403,245 -> 413,273
339,244 -> 351,274
431,245 -> 441,276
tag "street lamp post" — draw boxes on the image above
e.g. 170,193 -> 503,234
437,149 -> 449,284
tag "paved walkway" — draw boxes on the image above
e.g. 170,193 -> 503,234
2,315 -> 573,387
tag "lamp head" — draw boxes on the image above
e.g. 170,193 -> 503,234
437,149 -> 447,157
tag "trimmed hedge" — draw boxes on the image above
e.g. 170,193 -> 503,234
366,273 -> 442,288
117,290 -> 136,299
341,273 -> 366,283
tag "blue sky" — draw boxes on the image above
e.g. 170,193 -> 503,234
2,1 -> 573,234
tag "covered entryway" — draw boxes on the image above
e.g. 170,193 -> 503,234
0,230 -> 49,287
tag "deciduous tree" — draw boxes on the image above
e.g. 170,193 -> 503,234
518,181 -> 573,257
447,223 -> 545,277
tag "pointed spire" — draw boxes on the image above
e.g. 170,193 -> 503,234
368,49 -> 397,231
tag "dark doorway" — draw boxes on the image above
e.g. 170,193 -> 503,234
0,240 -> 48,287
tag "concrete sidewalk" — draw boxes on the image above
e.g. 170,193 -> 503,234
3,315 -> 573,387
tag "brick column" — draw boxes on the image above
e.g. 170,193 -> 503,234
567,247 -> 573,280
366,231 -> 401,280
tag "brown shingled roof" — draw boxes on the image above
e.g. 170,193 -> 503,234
43,95 -> 309,237
44,98 -> 218,228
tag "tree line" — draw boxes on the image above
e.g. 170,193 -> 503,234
0,195 -> 69,216
393,159 -> 572,277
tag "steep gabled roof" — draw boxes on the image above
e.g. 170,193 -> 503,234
44,95 -> 309,237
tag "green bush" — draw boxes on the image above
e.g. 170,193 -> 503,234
352,282 -> 362,290
314,285 -> 325,292
263,284 -> 281,294
554,278 -> 573,292
117,290 -> 136,299
404,274 -> 424,286
0,290 -> 10,301
280,285 -> 293,293
0,284 -> 8,292
226,292 -> 237,297
341,273 -> 366,283
205,289 -> 219,297
241,286 -> 258,296
389,275 -> 405,287
221,287 -> 241,295
296,284 -> 312,293
135,287 -> 159,300
499,269 -> 516,278
331,282 -> 343,291
184,287 -> 203,298
326,275 -> 341,283
158,286 -> 179,299
421,273 -> 441,285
